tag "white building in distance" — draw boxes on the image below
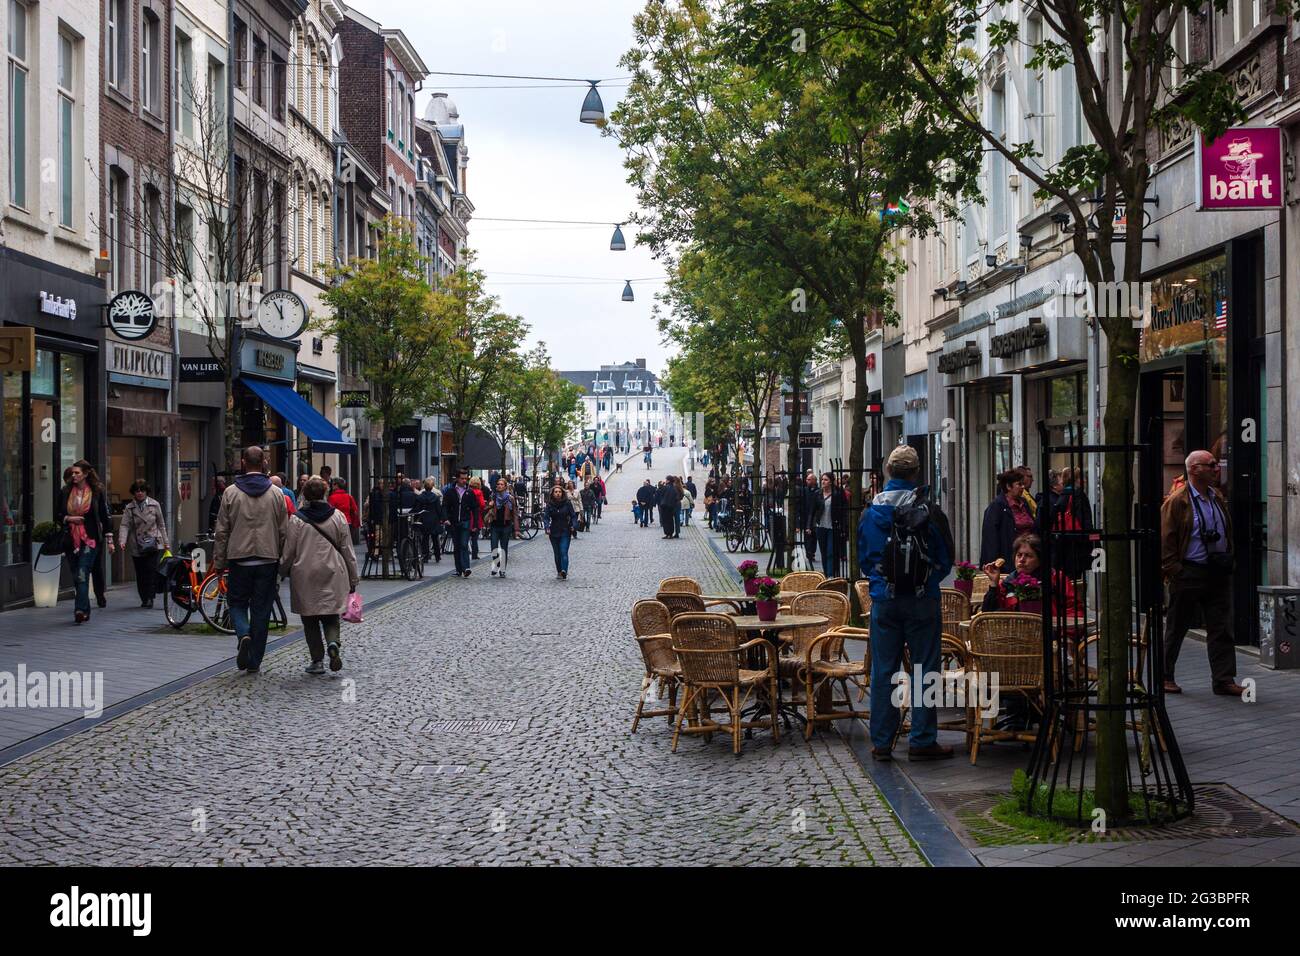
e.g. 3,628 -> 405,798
559,360 -> 677,451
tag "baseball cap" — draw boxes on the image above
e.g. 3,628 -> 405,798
886,445 -> 920,471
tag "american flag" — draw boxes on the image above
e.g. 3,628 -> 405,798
1214,299 -> 1228,331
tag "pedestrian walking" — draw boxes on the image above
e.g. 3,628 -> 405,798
208,476 -> 226,534
468,476 -> 486,559
271,474 -> 297,515
117,480 -> 168,609
442,469 -> 480,577
280,477 -> 358,675
659,475 -> 682,539
636,480 -> 654,528
813,472 -> 850,578
416,477 -> 445,563
979,468 -> 1037,569
680,485 -> 694,527
484,477 -> 517,578
859,445 -> 955,761
1160,450 -> 1245,697
214,446 -> 289,674
55,460 -> 115,624
594,473 -> 607,520
580,480 -> 596,530
328,478 -> 362,546
565,480 -> 582,533
544,483 -> 579,579
1015,465 -> 1038,521
797,469 -> 819,567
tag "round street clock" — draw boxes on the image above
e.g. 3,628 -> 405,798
255,290 -> 308,340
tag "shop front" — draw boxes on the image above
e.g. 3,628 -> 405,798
294,357 -> 339,481
0,250 -> 106,609
106,339 -> 180,588
1137,241 -> 1265,643
176,336 -> 226,541
938,309 -> 998,559
902,371 -> 931,486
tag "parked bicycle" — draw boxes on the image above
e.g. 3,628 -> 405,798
161,537 -> 287,633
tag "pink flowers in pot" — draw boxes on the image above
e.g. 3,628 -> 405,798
738,560 -> 760,580
753,577 -> 780,601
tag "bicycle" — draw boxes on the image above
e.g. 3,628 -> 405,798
162,540 -> 287,634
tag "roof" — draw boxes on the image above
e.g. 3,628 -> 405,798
559,365 -> 665,398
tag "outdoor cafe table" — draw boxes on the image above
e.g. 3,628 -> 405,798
729,613 -> 829,727
699,591 -> 802,606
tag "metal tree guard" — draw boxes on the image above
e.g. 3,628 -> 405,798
1026,421 -> 1193,825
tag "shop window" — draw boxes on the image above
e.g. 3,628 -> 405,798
60,354 -> 84,473
1,372 -> 24,565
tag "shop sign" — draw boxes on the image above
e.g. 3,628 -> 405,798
393,425 -> 420,448
237,336 -> 295,383
0,327 -> 36,372
798,432 -> 822,449
39,291 -> 77,320
179,358 -> 223,382
108,342 -> 171,382
106,290 -> 157,341
989,323 -> 1049,358
903,397 -> 928,412
339,389 -> 370,407
937,343 -> 982,374
1196,127 -> 1283,210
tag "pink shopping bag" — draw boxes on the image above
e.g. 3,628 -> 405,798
342,591 -> 363,624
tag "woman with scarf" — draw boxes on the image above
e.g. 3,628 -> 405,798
280,477 -> 359,674
483,477 -> 518,577
468,476 -> 487,559
117,479 -> 169,608
979,468 -> 1038,569
55,460 -> 115,624
543,483 -> 579,579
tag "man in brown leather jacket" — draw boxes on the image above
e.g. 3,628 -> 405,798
1159,450 -> 1244,697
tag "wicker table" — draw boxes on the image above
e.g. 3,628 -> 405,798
730,613 -> 829,728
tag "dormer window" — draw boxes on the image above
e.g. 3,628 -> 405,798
624,378 -> 643,393
593,380 -> 614,394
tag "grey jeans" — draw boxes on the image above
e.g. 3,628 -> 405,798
302,614 -> 341,663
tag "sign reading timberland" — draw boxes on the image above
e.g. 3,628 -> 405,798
989,323 -> 1049,358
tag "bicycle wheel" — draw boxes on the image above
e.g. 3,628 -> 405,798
412,535 -> 425,578
725,528 -> 744,553
270,594 -> 288,630
198,571 -> 235,634
520,516 -> 539,540
398,538 -> 419,580
162,568 -> 193,629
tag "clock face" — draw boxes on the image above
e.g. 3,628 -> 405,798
256,290 -> 308,340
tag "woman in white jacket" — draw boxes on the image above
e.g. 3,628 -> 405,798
117,480 -> 168,608
280,477 -> 359,674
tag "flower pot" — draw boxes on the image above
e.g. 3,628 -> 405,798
1017,599 -> 1043,615
31,553 -> 62,608
743,578 -> 759,596
954,578 -> 973,599
755,599 -> 778,622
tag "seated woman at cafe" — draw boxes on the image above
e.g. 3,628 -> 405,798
980,532 -> 1083,620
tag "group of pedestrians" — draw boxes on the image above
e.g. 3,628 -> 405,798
632,475 -> 695,538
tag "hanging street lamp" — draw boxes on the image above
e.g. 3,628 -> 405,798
621,280 -> 635,302
580,82 -> 606,125
610,223 -> 627,251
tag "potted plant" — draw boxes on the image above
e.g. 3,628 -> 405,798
1005,573 -> 1044,615
30,521 -> 63,608
738,559 -> 760,596
754,577 -> 781,621
954,561 -> 977,598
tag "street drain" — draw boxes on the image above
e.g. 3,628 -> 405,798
412,764 -> 470,776
423,718 -> 518,734
930,783 -> 1300,848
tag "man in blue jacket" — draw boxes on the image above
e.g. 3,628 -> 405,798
858,445 -> 955,761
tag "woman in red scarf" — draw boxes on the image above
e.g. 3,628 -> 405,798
981,533 -> 1082,620
54,460 -> 115,623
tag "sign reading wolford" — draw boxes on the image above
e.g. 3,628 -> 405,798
1196,127 -> 1283,211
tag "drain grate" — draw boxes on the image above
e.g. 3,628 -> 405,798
930,784 -> 1300,848
412,764 -> 470,776
422,718 -> 518,734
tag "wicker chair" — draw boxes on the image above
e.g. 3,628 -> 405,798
798,627 -> 871,739
940,587 -> 971,640
671,613 -> 780,755
968,572 -> 992,610
630,600 -> 680,733
852,579 -> 873,624
780,571 -> 825,594
659,577 -> 701,595
965,612 -> 1044,764
656,591 -> 706,619
779,591 -> 851,679
817,576 -> 850,596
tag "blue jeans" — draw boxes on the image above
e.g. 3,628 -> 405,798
550,533 -> 571,573
869,595 -> 942,750
453,521 -> 472,573
71,546 -> 99,616
227,562 -> 279,670
816,527 -> 836,577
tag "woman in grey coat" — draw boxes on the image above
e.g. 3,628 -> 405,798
117,480 -> 169,608
280,477 -> 359,674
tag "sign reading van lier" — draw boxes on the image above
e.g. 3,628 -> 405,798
1196,127 -> 1283,210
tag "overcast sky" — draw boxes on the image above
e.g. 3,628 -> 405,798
360,0 -> 670,375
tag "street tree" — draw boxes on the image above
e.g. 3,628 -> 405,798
481,350 -> 528,479
784,0 -> 1280,816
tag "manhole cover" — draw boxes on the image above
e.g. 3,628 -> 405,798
929,784 -> 1300,848
421,718 -> 519,734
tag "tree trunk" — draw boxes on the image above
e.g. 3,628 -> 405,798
785,362 -> 802,561
381,424 -> 392,579
847,314 -> 869,586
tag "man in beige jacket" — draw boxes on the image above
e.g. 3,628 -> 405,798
214,446 -> 287,673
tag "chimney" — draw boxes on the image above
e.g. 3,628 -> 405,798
636,358 -> 646,369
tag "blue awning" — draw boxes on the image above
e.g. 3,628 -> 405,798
243,377 -> 357,455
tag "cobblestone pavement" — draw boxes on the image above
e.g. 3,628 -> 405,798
0,457 -> 922,866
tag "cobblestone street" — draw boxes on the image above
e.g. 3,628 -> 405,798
0,459 -> 922,866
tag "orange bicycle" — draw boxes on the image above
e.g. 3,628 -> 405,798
162,537 -> 286,633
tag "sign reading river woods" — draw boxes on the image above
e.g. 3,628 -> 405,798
1196,127 -> 1283,211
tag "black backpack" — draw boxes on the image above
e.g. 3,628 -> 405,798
876,486 -> 937,597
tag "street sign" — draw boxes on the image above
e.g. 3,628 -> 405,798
0,327 -> 36,372
798,432 -> 823,449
